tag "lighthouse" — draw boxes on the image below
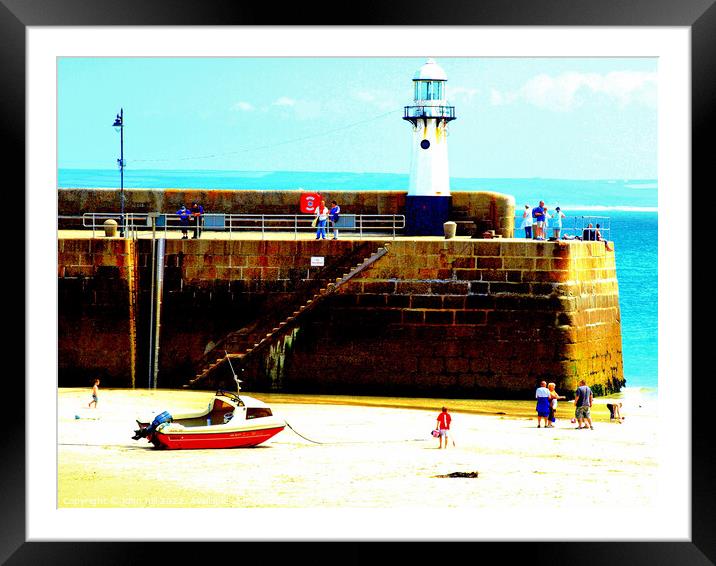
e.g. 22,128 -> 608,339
403,58 -> 456,235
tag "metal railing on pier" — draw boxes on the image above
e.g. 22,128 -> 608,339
59,212 -> 407,240
513,215 -> 612,241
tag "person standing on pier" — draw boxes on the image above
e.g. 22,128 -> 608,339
177,204 -> 191,239
315,199 -> 329,240
329,200 -> 341,240
532,200 -> 546,240
520,204 -> 533,239
190,201 -> 204,239
552,207 -> 566,240
543,206 -> 551,236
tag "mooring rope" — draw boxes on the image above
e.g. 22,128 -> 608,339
283,420 -> 428,446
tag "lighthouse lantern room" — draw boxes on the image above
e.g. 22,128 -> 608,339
403,58 -> 456,236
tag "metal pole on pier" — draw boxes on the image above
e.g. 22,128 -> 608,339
112,108 -> 125,237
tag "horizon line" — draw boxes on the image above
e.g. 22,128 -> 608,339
57,167 -> 659,183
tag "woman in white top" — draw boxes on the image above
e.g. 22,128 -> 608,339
547,382 -> 566,427
519,205 -> 533,239
553,206 -> 566,239
314,200 -> 329,240
543,206 -> 551,233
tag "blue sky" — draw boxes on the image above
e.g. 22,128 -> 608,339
58,57 -> 657,180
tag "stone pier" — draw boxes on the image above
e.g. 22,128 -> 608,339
57,234 -> 624,397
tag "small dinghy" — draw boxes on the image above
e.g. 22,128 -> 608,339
132,358 -> 285,449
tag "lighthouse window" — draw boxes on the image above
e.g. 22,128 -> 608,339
420,139 -> 430,149
415,81 -> 444,101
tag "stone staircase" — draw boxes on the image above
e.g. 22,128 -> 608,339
184,243 -> 391,388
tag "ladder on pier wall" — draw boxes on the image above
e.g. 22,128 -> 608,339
184,243 -> 391,389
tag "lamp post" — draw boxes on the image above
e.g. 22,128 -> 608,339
112,108 -> 125,237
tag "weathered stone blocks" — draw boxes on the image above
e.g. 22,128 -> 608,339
58,235 -> 624,397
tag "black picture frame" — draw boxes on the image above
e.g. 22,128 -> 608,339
5,1 -> 710,564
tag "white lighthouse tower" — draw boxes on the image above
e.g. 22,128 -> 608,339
403,58 -> 456,235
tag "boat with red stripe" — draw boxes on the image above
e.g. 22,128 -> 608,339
132,362 -> 285,449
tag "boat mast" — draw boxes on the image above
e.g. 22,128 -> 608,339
224,351 -> 243,395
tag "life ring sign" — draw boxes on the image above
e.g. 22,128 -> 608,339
300,192 -> 321,214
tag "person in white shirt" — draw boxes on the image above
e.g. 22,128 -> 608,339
314,200 -> 329,240
520,204 -> 533,239
553,206 -> 566,239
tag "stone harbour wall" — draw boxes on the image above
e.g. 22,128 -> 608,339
58,188 -> 515,237
58,236 -> 623,397
284,239 -> 624,397
58,238 -> 139,387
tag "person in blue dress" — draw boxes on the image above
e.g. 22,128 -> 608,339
177,204 -> 191,239
535,380 -> 551,428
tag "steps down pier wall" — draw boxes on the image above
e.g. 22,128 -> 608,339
58,236 -> 624,398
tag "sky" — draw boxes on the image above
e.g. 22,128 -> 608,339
58,57 -> 657,180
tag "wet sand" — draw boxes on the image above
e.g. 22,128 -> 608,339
58,387 -> 658,509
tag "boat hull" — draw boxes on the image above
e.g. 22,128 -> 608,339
151,425 -> 285,450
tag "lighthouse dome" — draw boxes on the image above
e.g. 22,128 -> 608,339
413,58 -> 448,81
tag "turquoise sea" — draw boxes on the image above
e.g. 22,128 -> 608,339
59,169 -> 658,390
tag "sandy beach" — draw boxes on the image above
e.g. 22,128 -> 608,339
57,387 -> 658,510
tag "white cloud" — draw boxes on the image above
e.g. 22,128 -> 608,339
293,100 -> 322,120
231,101 -> 255,112
448,86 -> 479,102
490,88 -> 504,106
273,96 -> 296,107
491,71 -> 657,112
353,90 -> 399,111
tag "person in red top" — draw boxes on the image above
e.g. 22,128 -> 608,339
436,406 -> 452,449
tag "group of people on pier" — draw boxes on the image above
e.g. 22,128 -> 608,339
520,201 -> 606,242
172,198 -> 340,240
313,199 -> 341,240
519,200 -> 567,240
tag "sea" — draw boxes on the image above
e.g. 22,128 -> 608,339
59,169 -> 658,392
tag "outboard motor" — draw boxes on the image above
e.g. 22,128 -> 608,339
132,411 -> 172,440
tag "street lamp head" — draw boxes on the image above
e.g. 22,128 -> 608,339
112,113 -> 123,132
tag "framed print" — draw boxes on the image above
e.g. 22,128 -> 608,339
6,0 -> 712,564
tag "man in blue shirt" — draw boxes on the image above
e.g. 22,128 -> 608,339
532,200 -> 545,240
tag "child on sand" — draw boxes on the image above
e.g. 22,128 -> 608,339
88,379 -> 100,408
436,407 -> 452,449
